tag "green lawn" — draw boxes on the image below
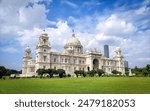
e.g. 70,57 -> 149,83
0,77 -> 150,94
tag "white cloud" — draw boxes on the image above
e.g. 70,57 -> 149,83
17,21 -> 71,52
138,58 -> 150,61
61,0 -> 78,9
0,0 -> 51,35
135,6 -> 149,15
17,27 -> 42,47
96,15 -> 137,36
19,4 -> 49,28
0,47 -> 18,53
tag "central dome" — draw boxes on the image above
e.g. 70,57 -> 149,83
64,30 -> 83,54
64,30 -> 82,48
65,36 -> 81,46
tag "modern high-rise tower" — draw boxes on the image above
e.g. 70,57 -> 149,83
124,60 -> 129,68
104,45 -> 109,58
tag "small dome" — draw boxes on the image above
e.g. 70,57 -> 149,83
65,36 -> 82,47
116,47 -> 121,51
40,30 -> 48,36
25,46 -> 31,52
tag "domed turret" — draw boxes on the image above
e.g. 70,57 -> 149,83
25,46 -> 31,53
24,46 -> 32,58
113,47 -> 123,60
64,30 -> 83,54
36,30 -> 51,49
40,30 -> 48,37
115,47 -> 121,51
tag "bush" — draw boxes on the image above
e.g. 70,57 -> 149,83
67,74 -> 71,77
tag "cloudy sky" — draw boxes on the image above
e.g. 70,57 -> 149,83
0,0 -> 150,70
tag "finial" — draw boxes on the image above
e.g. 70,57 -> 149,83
72,29 -> 75,37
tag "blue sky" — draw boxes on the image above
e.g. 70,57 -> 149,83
0,0 -> 150,70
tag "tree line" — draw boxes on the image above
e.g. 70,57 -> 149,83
36,68 -> 105,78
0,66 -> 21,79
74,69 -> 105,77
0,64 -> 150,79
130,64 -> 150,76
36,68 -> 66,78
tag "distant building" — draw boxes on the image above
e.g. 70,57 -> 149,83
124,60 -> 129,68
104,45 -> 109,58
21,30 -> 125,77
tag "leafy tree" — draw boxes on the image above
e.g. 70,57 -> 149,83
146,64 -> 150,75
88,70 -> 97,77
52,69 -> 58,75
17,70 -> 22,74
112,70 -> 121,75
46,69 -> 53,78
36,69 -> 46,77
74,70 -> 79,77
97,69 -> 104,77
130,64 -> 150,77
74,70 -> 85,77
57,69 -> 65,78
6,69 -> 18,76
80,70 -> 86,77
132,66 -> 142,76
142,68 -> 149,76
125,68 -> 129,76
0,66 -> 7,79
112,70 -> 118,74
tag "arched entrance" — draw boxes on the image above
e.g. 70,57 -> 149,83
87,66 -> 90,71
93,59 -> 99,70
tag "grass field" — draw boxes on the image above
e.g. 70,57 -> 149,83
0,77 -> 150,94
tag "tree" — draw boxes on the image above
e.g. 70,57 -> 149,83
97,69 -> 104,77
146,64 -> 150,75
132,66 -> 142,76
112,70 -> 118,74
57,69 -> 65,78
125,68 -> 129,76
6,69 -> 18,76
17,70 -> 22,74
88,70 -> 97,77
112,70 -> 121,75
80,70 -> 86,77
0,66 -> 7,79
36,69 -> 46,77
74,70 -> 85,77
46,69 -> 53,78
52,69 -> 58,75
142,68 -> 149,76
74,70 -> 80,77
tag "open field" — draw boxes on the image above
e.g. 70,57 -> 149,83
0,77 -> 150,94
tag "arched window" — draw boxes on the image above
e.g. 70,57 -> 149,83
43,39 -> 46,44
54,58 -> 56,62
43,56 -> 46,61
93,59 -> 99,70
65,58 -> 67,63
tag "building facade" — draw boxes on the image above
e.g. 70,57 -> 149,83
21,30 -> 125,77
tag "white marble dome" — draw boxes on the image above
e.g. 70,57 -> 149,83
115,47 -> 121,51
25,46 -> 31,52
40,30 -> 48,36
65,36 -> 82,47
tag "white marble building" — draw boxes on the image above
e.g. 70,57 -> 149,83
21,30 -> 125,77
